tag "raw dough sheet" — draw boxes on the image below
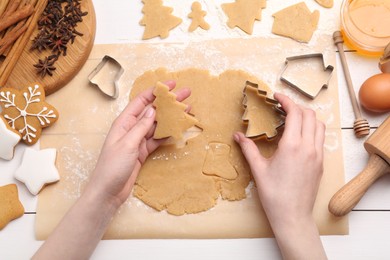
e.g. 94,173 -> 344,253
36,36 -> 348,239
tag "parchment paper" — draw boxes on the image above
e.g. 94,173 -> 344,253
36,36 -> 348,239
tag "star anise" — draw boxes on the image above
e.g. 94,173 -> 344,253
33,55 -> 58,77
30,30 -> 51,52
31,0 -> 88,73
38,12 -> 54,29
48,36 -> 69,56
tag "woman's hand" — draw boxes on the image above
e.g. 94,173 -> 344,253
85,81 -> 191,209
234,93 -> 327,260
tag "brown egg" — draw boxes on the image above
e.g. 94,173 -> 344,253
359,73 -> 390,112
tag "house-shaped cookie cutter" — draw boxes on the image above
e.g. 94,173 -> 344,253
88,55 -> 124,99
279,53 -> 334,99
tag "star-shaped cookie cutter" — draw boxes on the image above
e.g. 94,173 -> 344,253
279,53 -> 334,99
88,55 -> 124,99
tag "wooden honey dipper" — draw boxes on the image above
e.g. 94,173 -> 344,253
329,115 -> 390,216
333,31 -> 370,137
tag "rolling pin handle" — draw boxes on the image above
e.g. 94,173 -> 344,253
328,154 -> 390,217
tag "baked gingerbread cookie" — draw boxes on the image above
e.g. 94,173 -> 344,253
0,115 -> 21,161
0,84 -> 59,145
14,148 -> 60,195
0,184 -> 24,230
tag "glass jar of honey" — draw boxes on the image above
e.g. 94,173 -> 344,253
341,0 -> 390,56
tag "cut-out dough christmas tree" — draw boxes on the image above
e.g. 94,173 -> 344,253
242,83 -> 284,139
222,0 -> 266,34
140,0 -> 182,40
188,1 -> 210,32
153,82 -> 200,141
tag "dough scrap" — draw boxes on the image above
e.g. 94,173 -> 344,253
272,2 -> 320,43
315,0 -> 334,8
188,1 -> 210,32
222,0 -> 267,34
139,0 -> 182,40
242,84 -> 284,139
202,143 -> 238,180
153,81 -> 200,141
131,68 -> 280,215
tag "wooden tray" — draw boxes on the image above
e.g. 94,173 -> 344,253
2,0 -> 96,95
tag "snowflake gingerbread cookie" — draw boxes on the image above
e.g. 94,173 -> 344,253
0,84 -> 59,145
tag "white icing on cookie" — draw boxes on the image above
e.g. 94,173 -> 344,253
0,84 -> 57,144
14,148 -> 60,195
0,116 -> 21,161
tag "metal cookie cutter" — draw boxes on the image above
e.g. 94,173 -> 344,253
279,53 -> 334,99
88,55 -> 124,99
242,81 -> 286,140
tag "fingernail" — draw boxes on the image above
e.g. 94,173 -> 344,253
145,107 -> 155,118
233,133 -> 240,142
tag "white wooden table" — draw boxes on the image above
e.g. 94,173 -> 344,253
1,0 -> 390,259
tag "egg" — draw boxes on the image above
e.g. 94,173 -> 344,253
359,73 -> 390,112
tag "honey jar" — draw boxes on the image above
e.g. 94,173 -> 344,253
341,0 -> 390,56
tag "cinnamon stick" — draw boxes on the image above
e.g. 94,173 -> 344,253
0,0 -> 21,19
0,0 -> 11,18
2,0 -> 36,56
0,4 -> 34,33
0,22 -> 27,55
0,0 -> 48,87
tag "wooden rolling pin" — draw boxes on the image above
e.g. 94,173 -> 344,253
329,115 -> 390,216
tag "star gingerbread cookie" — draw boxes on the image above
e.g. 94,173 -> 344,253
0,84 -> 59,145
0,184 -> 24,230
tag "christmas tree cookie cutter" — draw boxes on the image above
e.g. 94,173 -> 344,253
279,53 -> 334,99
242,81 -> 285,140
88,55 -> 124,99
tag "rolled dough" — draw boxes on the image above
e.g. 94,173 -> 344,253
37,38 -> 348,239
131,68 -> 276,216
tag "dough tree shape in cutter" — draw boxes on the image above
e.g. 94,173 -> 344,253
280,53 -> 334,99
139,0 -> 182,40
242,82 -> 285,140
272,2 -> 319,43
222,0 -> 266,34
153,81 -> 201,142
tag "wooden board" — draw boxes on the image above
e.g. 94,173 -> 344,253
1,0 -> 96,95
36,36 -> 348,239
